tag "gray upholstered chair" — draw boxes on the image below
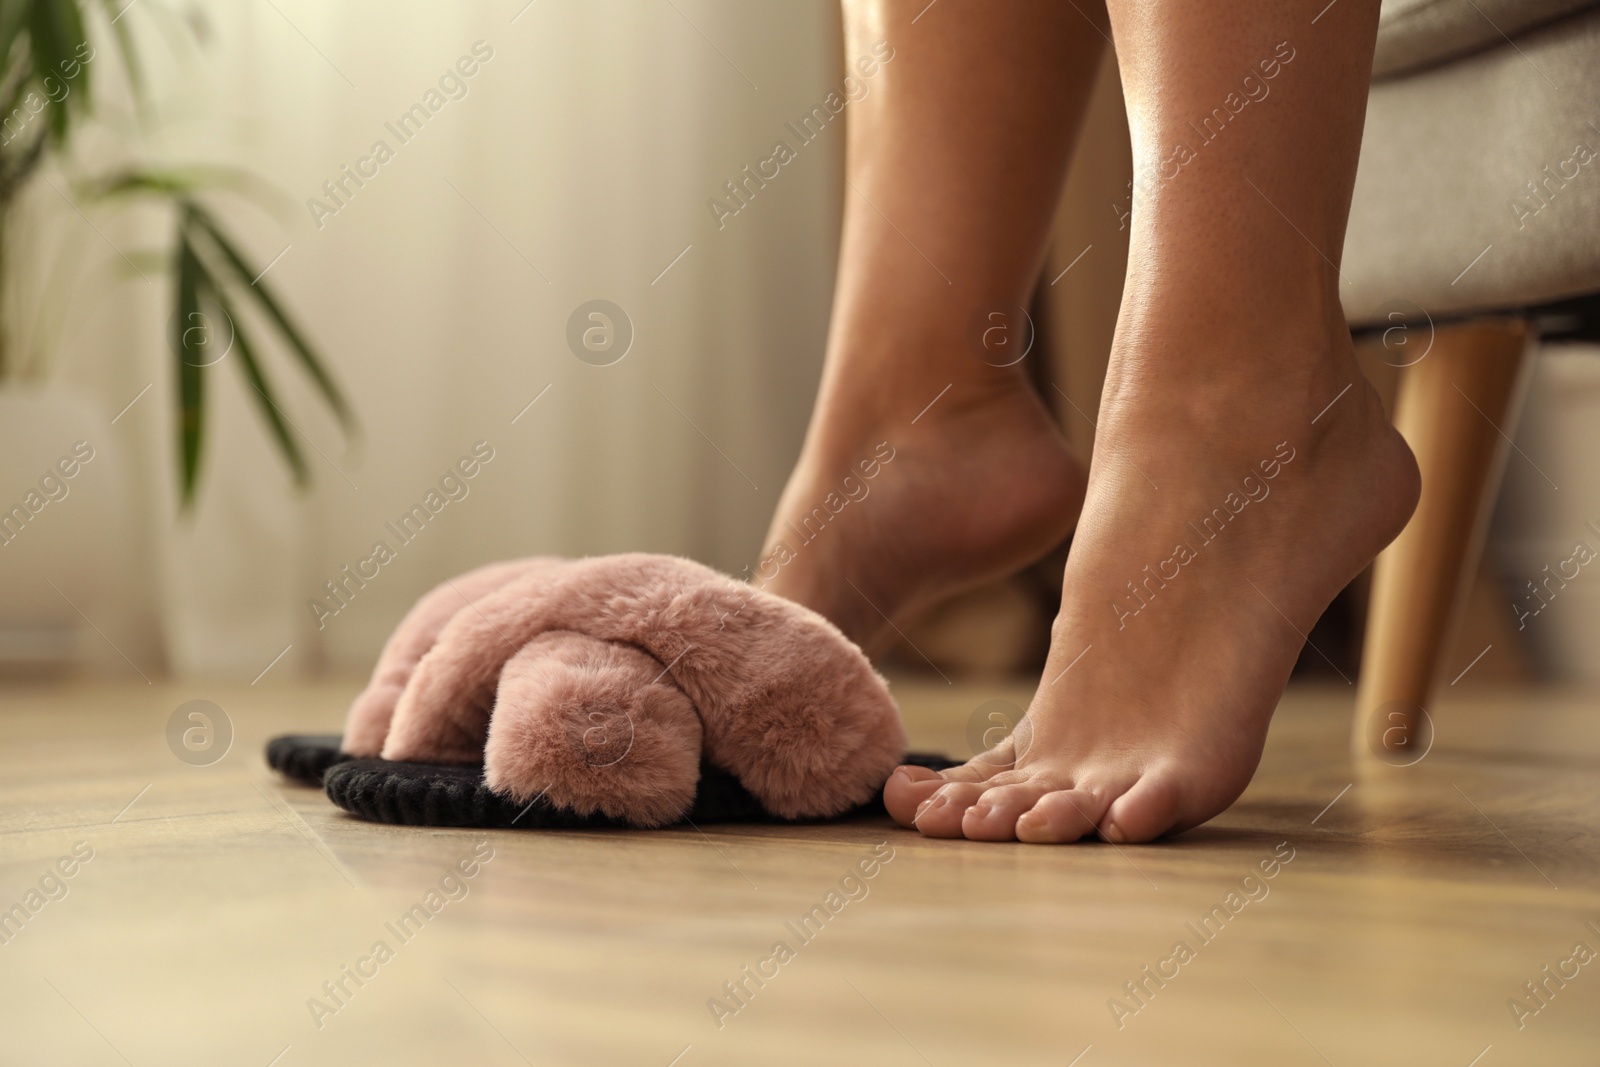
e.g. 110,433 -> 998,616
1343,0 -> 1600,749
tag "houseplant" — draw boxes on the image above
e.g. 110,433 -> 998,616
0,0 -> 353,505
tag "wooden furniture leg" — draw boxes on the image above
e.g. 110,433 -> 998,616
1355,317 -> 1533,754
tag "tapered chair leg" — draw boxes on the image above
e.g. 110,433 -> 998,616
1354,317 -> 1533,755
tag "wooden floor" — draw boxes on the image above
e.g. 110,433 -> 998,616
1,677 -> 1597,1066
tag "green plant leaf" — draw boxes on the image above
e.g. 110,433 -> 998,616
0,2 -> 32,87
174,217 -> 205,506
82,164 -> 273,203
0,2 -> 351,505
91,183 -> 355,498
28,0 -> 92,139
46,0 -> 87,52
188,205 -> 356,433
206,276 -> 310,488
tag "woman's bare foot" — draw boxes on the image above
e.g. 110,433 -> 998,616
884,313 -> 1420,842
753,0 -> 1108,654
879,0 -> 1395,841
759,364 -> 1085,655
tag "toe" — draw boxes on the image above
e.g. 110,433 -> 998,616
912,782 -> 987,839
1015,785 -> 1114,844
885,749 -> 1011,828
1101,771 -> 1184,843
964,732 -> 1023,775
961,781 -> 1056,842
883,765 -> 945,827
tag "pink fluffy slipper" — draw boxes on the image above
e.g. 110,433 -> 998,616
328,554 -> 909,828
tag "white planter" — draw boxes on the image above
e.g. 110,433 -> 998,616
0,386 -> 129,673
146,357 -> 306,682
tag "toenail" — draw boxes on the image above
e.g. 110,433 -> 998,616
915,794 -> 948,821
1102,822 -> 1126,843
967,804 -> 991,821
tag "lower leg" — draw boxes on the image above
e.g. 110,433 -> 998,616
760,0 -> 1105,652
887,0 -> 1420,841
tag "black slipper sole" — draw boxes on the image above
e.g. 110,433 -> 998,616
267,733 -> 958,827
321,751 -> 962,828
265,734 -> 350,785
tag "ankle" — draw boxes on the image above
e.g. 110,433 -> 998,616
825,282 -> 1045,397
815,340 -> 1041,435
1102,306 -> 1358,436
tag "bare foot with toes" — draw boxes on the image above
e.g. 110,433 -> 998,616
883,317 -> 1419,843
774,0 -> 1403,843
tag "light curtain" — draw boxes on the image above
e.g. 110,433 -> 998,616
42,0 -> 845,677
